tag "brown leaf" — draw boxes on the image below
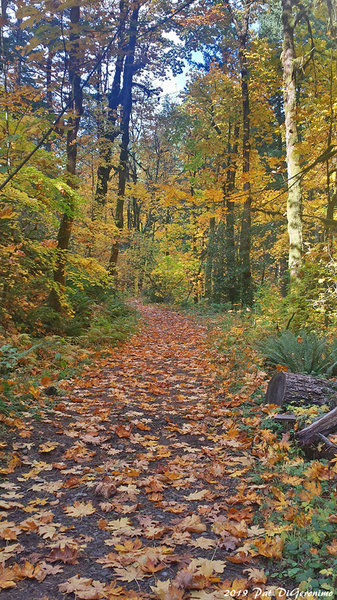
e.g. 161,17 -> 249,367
47,543 -> 79,564
114,424 -> 133,438
95,476 -> 117,499
59,574 -> 106,599
176,514 -> 206,533
0,565 -> 17,589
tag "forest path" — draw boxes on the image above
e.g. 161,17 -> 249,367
1,303 -> 265,599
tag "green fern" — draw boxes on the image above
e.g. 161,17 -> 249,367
259,330 -> 337,376
0,342 -> 41,375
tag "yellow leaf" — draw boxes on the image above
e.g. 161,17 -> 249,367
63,501 -> 96,518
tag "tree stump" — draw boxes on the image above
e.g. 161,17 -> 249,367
265,372 -> 337,407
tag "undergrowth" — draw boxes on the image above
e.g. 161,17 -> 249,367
199,306 -> 337,593
260,330 -> 337,376
0,293 -> 138,419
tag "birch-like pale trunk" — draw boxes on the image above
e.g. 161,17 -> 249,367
281,0 -> 303,279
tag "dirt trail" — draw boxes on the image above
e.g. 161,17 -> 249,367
0,304 -> 263,599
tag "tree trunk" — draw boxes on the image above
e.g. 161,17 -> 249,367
281,0 -> 303,279
213,221 -> 226,303
224,122 -> 239,305
205,217 -> 215,299
224,1 -> 253,306
48,5 -> 83,314
109,3 -> 140,275
265,371 -> 337,407
238,42 -> 253,306
94,0 -> 127,206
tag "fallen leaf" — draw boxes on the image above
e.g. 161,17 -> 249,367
63,501 -> 96,517
59,574 -> 106,599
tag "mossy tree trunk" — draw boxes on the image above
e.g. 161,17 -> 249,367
281,0 -> 303,279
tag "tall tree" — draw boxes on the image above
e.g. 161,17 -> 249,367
49,4 -> 83,313
224,0 -> 254,305
109,1 -> 140,274
280,0 -> 303,279
94,0 -> 127,207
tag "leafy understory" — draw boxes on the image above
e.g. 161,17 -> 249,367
0,304 -> 336,600
0,296 -> 138,417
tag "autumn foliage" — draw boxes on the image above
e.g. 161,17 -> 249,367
1,0 -> 337,597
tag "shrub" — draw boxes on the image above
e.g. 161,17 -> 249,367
260,330 -> 337,376
144,256 -> 190,303
82,297 -> 138,347
0,342 -> 41,375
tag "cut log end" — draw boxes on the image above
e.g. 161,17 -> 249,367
265,371 -> 337,408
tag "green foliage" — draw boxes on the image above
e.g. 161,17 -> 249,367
289,249 -> 337,331
0,342 -> 41,374
259,330 -> 337,376
84,298 -> 138,347
144,256 -> 190,303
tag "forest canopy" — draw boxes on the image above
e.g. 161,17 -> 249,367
0,0 -> 336,331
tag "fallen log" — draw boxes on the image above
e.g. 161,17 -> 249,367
296,406 -> 337,444
296,406 -> 337,459
265,372 -> 337,407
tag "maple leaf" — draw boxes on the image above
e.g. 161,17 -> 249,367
219,535 -> 238,551
12,561 -> 45,582
81,434 -> 103,445
105,517 -> 135,536
176,514 -> 206,533
99,501 -> 114,512
243,567 -> 267,583
139,556 -> 166,575
104,581 -> 131,598
63,501 -> 96,517
185,489 -> 209,501
0,521 -> 21,540
143,524 -> 166,539
175,569 -> 209,591
47,543 -> 79,564
114,539 -> 143,553
252,535 -> 283,559
30,480 -> 63,493
223,520 -> 248,539
62,476 -> 82,489
326,539 -> 337,555
38,524 -> 58,540
114,564 -> 145,582
190,537 -> 217,550
114,424 -> 133,438
0,454 -> 23,474
0,565 -> 18,589
227,550 -> 251,564
59,575 -> 106,599
189,557 -> 226,577
247,525 -> 265,538
0,543 -> 24,565
40,561 -> 64,576
95,476 -> 117,498
150,580 -> 185,600
39,441 -> 59,453
299,480 -> 322,502
0,500 -> 23,510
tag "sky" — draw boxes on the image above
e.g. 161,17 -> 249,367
155,32 -> 203,102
